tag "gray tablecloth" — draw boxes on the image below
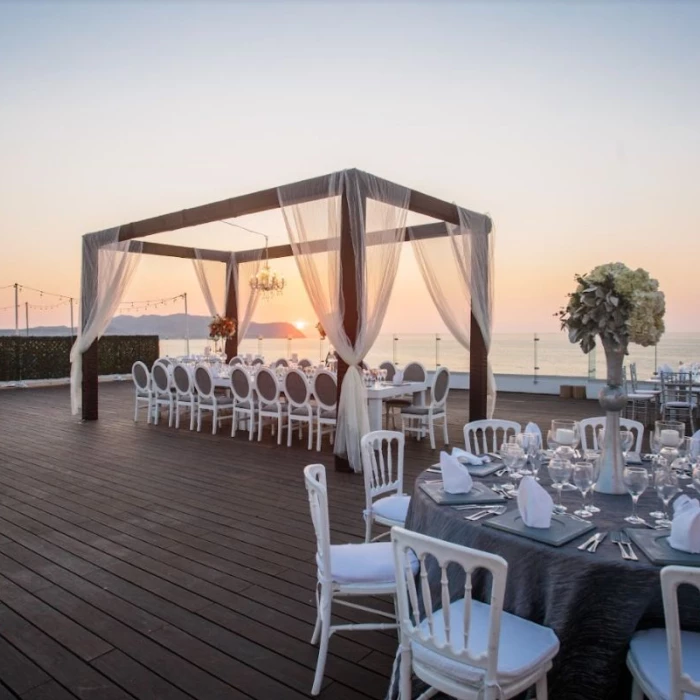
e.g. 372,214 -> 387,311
406,469 -> 700,700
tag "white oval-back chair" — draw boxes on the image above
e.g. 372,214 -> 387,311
230,366 -> 256,440
172,363 -> 197,430
313,370 -> 337,451
401,366 -> 450,450
131,361 -> 153,423
463,419 -> 522,455
360,430 -> 410,542
151,360 -> 175,427
255,366 -> 285,444
285,368 -> 314,449
193,363 -> 233,434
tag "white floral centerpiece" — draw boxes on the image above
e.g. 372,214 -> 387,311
558,262 -> 665,353
558,262 -> 665,494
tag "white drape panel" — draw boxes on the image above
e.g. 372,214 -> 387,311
192,251 -> 230,317
231,251 -> 263,342
278,169 -> 409,471
409,207 -> 496,417
70,227 -> 142,415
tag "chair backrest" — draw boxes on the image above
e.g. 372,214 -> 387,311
463,419 -> 521,453
193,364 -> 214,399
661,565 -> 700,699
284,368 -> 311,408
251,357 -> 264,366
313,370 -> 337,411
298,358 -> 312,369
360,431 -> 405,505
255,366 -> 279,404
661,372 -> 694,405
152,361 -> 171,395
230,366 -> 253,403
158,357 -> 172,367
431,367 -> 450,408
304,464 -> 332,583
379,361 -> 396,381
229,355 -> 243,366
172,363 -> 193,397
274,358 -> 289,368
392,527 -> 508,691
578,416 -> 644,453
403,362 -> 426,383
132,361 -> 150,392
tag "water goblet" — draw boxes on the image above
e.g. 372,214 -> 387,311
500,442 -> 525,494
692,461 -> 700,494
648,456 -> 669,519
654,468 -> 680,528
623,466 -> 650,525
674,437 -> 693,480
548,457 -> 572,514
515,433 -> 538,476
620,430 -> 634,460
583,450 -> 602,513
546,429 -> 558,455
572,462 -> 594,518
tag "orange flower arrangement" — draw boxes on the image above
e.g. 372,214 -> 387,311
315,322 -> 326,340
208,315 -> 237,340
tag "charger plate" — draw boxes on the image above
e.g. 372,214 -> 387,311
483,510 -> 595,547
625,528 -> 700,566
419,481 -> 505,506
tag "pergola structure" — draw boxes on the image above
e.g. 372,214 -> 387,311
79,169 -> 492,468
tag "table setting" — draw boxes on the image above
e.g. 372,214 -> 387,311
406,418 -> 700,699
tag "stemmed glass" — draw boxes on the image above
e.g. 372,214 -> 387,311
654,468 -> 680,528
515,432 -> 539,477
500,442 -> 525,494
572,462 -> 594,518
623,466 -> 650,524
674,437 -> 693,480
548,458 -> 572,514
620,430 -> 634,461
649,457 -> 668,520
583,451 -> 602,513
692,461 -> 700,494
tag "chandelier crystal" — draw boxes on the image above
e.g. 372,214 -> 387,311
249,260 -> 285,299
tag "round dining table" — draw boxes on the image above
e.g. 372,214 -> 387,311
406,467 -> 700,700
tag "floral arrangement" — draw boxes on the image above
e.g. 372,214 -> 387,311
208,315 -> 237,340
315,322 -> 326,340
558,262 -> 665,353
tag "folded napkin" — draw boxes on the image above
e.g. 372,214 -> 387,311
392,369 -> 404,386
440,451 -> 473,494
669,495 -> 700,553
517,476 -> 553,529
451,447 -> 483,466
691,431 -> 700,461
525,422 -> 542,440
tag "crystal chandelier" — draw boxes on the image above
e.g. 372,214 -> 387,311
250,259 -> 285,299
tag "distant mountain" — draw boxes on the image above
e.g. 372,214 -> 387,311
0,314 -> 306,339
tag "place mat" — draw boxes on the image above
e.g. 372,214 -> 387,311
625,528 -> 700,566
419,481 -> 505,506
483,510 -> 595,547
429,460 -> 502,478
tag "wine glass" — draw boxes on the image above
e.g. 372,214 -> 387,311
674,437 -> 693,480
515,433 -> 538,476
573,462 -> 594,518
654,467 -> 680,528
623,466 -> 650,524
584,451 -> 602,513
548,458 -> 572,514
692,461 -> 700,494
620,430 -> 634,460
649,457 -> 669,519
500,442 -> 525,494
546,429 -> 558,456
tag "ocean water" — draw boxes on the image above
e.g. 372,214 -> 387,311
160,332 -> 700,379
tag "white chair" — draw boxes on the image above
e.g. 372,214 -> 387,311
228,355 -> 244,366
251,357 -> 264,367
298,358 -> 313,369
578,416 -> 644,453
172,363 -> 197,430
660,373 -> 697,433
151,360 -> 175,427
230,366 -> 256,440
464,419 -> 522,454
255,366 -> 285,444
285,368 -> 314,449
360,430 -> 410,543
626,363 -> 658,425
627,565 -> 700,700
193,364 -> 233,434
401,366 -> 450,450
274,357 -> 289,368
313,370 -> 337,451
391,527 -> 559,700
304,464 -> 407,695
131,361 -> 153,423
385,361 -> 425,428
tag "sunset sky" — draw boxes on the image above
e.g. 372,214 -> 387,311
0,1 -> 698,336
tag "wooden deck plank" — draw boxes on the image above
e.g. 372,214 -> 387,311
0,382 -> 600,699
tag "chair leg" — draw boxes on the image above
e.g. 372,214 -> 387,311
189,404 -> 196,431
212,406 -> 218,435
249,411 -> 255,441
316,418 -> 322,452
443,414 -> 449,445
277,413 -> 283,445
630,679 -> 643,700
197,407 -> 202,432
288,418 -> 293,447
364,513 -> 373,543
258,414 -> 263,442
399,643 -> 413,700
175,402 -> 180,429
310,588 -> 332,696
168,399 -> 174,428
308,420 -> 313,450
428,419 -> 436,450
134,397 -> 138,422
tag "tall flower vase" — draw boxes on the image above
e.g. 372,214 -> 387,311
595,340 -> 628,494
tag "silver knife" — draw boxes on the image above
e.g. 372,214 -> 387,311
588,532 -> 607,552
577,534 -> 598,551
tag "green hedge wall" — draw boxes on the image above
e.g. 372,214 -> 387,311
0,336 -> 159,382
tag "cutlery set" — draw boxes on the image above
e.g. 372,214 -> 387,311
577,532 -> 607,552
611,531 -> 638,561
462,505 -> 508,521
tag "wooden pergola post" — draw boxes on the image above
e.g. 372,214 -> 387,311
81,239 -> 99,421
468,223 -> 490,421
224,257 -> 238,361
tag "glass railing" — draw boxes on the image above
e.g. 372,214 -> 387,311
159,332 -> 687,381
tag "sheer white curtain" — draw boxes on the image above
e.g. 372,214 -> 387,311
231,251 -> 263,342
192,251 -> 230,318
278,169 -> 410,471
70,227 -> 142,415
409,207 -> 496,417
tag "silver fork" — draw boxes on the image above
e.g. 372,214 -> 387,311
465,506 -> 507,521
587,532 -> 607,553
619,531 -> 639,561
611,532 -> 632,561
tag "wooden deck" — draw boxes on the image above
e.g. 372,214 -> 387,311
0,383 -> 600,699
